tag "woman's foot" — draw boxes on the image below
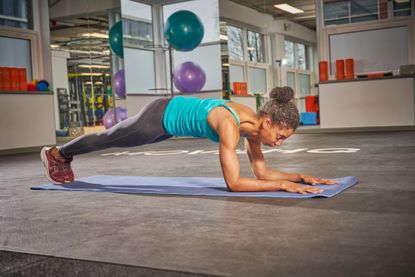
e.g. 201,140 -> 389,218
40,146 -> 74,184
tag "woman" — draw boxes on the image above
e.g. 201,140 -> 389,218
41,86 -> 336,194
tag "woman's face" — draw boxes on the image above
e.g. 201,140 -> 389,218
260,119 -> 294,147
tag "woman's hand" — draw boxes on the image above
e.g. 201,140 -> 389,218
280,181 -> 324,194
300,174 -> 337,186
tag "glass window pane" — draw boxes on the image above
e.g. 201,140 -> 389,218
323,0 -> 349,20
284,40 -> 295,68
0,0 -> 31,29
247,30 -> 265,63
350,14 -> 379,23
229,64 -> 244,94
296,43 -> 306,70
163,0 -> 219,44
324,18 -> 350,26
173,44 -> 222,92
248,67 -> 266,94
299,73 -> 310,98
394,0 -> 412,17
121,0 -> 153,47
350,0 -> 378,16
286,72 -> 295,92
227,25 -> 244,60
124,48 -> 155,93
0,36 -> 32,80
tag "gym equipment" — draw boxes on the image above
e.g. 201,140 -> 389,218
103,106 -> 127,129
164,10 -> 204,51
36,80 -> 49,91
33,176 -> 358,198
113,69 -> 126,98
173,61 -> 206,93
109,21 -> 124,57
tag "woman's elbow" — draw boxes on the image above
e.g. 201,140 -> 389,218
225,180 -> 241,192
254,170 -> 267,180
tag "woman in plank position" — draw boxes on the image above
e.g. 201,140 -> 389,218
41,86 -> 336,194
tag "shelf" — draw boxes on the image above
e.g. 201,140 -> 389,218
0,91 -> 53,95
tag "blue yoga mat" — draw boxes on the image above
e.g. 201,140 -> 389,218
32,175 -> 358,198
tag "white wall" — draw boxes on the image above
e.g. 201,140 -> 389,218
0,94 -> 56,150
319,77 -> 415,128
51,50 -> 70,130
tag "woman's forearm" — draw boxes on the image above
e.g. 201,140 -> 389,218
261,168 -> 303,183
227,177 -> 287,192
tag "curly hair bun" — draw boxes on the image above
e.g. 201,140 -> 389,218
269,86 -> 294,104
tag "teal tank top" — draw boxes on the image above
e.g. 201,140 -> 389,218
163,96 -> 240,143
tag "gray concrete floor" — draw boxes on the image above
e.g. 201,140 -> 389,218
1,131 -> 414,276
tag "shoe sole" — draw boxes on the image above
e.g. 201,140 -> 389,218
40,146 -> 65,185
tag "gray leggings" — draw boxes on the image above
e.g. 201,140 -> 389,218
60,98 -> 173,158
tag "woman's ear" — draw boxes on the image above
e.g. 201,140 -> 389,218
262,116 -> 272,128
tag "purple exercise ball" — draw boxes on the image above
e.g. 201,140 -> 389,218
113,69 -> 126,98
173,61 -> 206,93
103,106 -> 127,129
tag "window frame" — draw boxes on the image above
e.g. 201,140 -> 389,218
0,0 -> 45,82
0,25 -> 42,80
223,20 -> 270,95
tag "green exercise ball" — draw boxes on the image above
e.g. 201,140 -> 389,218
164,10 -> 204,51
109,21 -> 124,57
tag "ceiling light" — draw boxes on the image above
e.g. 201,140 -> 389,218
68,72 -> 105,77
81,32 -> 109,39
66,49 -> 109,55
274,3 -> 304,14
394,0 -> 410,3
78,64 -> 110,69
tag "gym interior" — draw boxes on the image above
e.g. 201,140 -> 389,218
0,0 -> 414,276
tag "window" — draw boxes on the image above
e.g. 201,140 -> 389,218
284,40 -> 314,115
394,0 -> 412,17
223,22 -> 269,97
163,0 -> 222,93
323,0 -> 412,26
0,36 -> 32,80
121,0 -> 153,47
121,0 -> 156,93
247,30 -> 265,63
227,25 -> 244,60
0,0 -> 32,29
284,40 -> 309,70
0,0 -> 40,83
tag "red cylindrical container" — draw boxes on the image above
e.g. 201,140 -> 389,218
336,60 -> 345,80
10,67 -> 19,91
319,61 -> 328,81
306,96 -> 316,112
18,68 -> 27,91
1,67 -> 11,91
345,58 -> 354,80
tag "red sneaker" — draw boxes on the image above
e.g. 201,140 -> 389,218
40,146 -> 74,184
